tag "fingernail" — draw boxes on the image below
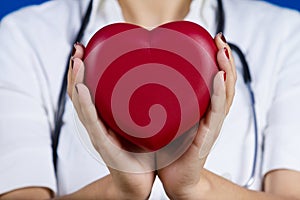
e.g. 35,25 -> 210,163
224,47 -> 230,59
223,71 -> 227,81
75,84 -> 79,94
220,32 -> 227,43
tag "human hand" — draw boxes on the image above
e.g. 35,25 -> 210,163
157,33 -> 236,199
67,43 -> 156,199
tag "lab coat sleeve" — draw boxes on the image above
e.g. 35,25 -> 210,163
262,10 -> 300,177
0,14 -> 57,194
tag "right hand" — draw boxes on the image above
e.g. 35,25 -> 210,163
157,33 -> 237,199
67,43 -> 155,199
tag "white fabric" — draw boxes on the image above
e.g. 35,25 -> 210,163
0,0 -> 300,198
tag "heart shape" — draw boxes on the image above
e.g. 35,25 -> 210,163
84,21 -> 219,151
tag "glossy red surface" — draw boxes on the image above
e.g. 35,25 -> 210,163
84,21 -> 219,151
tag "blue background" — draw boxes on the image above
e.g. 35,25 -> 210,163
0,0 -> 299,20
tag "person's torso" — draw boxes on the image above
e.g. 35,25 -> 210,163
20,0 -> 297,198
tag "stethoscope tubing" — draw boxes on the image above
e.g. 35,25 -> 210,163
52,0 -> 258,189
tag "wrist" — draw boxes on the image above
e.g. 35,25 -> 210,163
166,184 -> 202,200
166,170 -> 211,200
110,175 -> 151,200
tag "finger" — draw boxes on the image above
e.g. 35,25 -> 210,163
73,42 -> 85,59
217,48 -> 235,114
215,33 -> 237,82
215,33 -> 232,61
71,82 -> 109,155
210,71 -> 226,114
196,71 -> 226,140
73,58 -> 85,85
74,84 -> 154,172
196,72 -> 226,158
73,83 -> 109,150
74,83 -> 131,160
70,83 -> 87,138
207,71 -> 227,135
67,42 -> 85,99
68,58 -> 85,99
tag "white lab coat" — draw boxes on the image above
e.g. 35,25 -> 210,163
0,0 -> 300,198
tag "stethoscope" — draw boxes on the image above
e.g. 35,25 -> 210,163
52,0 -> 258,189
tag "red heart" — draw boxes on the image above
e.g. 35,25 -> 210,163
84,21 -> 218,151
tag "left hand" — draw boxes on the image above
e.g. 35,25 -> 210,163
68,43 -> 156,199
157,33 -> 237,199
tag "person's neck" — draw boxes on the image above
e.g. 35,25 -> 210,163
118,0 -> 192,29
